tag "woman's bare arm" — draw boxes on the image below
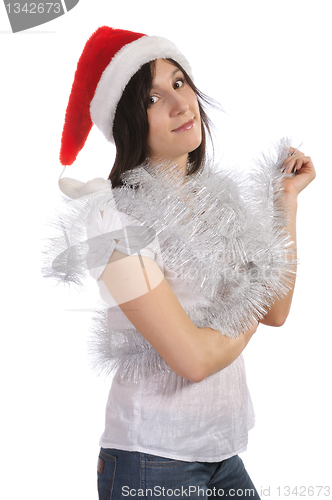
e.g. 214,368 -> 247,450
259,193 -> 298,326
260,149 -> 316,327
101,250 -> 257,383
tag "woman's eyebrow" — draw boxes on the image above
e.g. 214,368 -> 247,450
151,68 -> 184,91
171,68 -> 182,78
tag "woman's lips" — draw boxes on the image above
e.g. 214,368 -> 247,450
172,119 -> 195,133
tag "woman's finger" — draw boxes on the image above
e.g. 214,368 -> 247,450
288,147 -> 304,157
284,150 -> 306,174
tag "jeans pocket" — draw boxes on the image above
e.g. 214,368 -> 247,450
143,455 -> 209,499
97,450 -> 117,500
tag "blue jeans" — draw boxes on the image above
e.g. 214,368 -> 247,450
97,448 -> 261,499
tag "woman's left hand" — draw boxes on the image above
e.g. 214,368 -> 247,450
282,148 -> 316,197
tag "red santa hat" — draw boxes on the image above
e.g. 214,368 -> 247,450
60,26 -> 192,166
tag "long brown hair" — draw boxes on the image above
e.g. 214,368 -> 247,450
109,58 -> 215,188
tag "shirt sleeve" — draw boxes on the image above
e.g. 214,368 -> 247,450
86,208 -> 159,281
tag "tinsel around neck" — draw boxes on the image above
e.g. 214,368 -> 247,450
107,140 -> 296,336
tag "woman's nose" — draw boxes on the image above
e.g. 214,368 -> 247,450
169,92 -> 189,116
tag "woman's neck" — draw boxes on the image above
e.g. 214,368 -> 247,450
147,153 -> 188,176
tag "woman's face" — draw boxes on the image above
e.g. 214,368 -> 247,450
146,59 -> 202,170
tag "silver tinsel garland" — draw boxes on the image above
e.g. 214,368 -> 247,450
43,138 -> 297,380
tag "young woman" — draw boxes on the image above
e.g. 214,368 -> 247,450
47,27 -> 316,499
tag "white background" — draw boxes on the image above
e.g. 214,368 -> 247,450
1,1 -> 331,498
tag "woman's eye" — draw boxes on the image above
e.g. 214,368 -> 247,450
149,95 -> 159,105
174,79 -> 184,89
